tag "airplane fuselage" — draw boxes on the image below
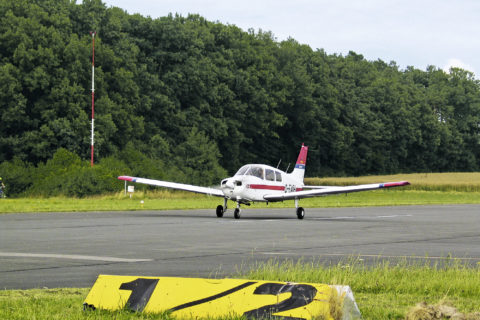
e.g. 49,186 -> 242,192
220,164 -> 302,203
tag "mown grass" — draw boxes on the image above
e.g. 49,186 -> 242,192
305,172 -> 480,192
1,172 -> 480,213
0,189 -> 479,213
0,288 -> 167,320
1,259 -> 479,320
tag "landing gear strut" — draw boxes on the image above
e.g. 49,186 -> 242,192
234,202 -> 241,219
216,198 -> 228,218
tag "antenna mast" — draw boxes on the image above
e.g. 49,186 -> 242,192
276,159 -> 282,169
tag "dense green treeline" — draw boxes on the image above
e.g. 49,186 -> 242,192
1,0 -> 479,196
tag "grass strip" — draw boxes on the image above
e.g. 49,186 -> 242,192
1,190 -> 479,213
1,259 -> 479,319
2,172 -> 480,213
305,172 -> 480,192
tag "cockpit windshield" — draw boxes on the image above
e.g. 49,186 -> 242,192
234,165 -> 265,180
235,165 -> 250,176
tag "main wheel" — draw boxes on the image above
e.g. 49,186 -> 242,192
216,205 -> 224,218
234,208 -> 241,219
296,207 -> 305,220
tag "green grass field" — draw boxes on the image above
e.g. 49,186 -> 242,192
305,172 -> 480,192
2,171 -> 480,213
1,189 -> 480,214
1,172 -> 480,319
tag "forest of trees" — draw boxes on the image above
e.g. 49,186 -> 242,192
1,0 -> 479,197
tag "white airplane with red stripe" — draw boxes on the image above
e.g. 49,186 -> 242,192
118,144 -> 409,219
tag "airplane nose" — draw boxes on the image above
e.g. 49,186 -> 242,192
226,179 -> 235,189
221,178 -> 244,200
221,178 -> 241,190
221,178 -> 234,189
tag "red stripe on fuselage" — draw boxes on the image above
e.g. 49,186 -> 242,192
249,185 -> 284,191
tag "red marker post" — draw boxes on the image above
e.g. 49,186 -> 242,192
90,31 -> 96,167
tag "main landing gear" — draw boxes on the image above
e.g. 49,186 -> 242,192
216,198 -> 228,218
216,198 -> 305,220
296,207 -> 305,219
295,198 -> 305,220
216,205 -> 224,218
215,198 -> 242,219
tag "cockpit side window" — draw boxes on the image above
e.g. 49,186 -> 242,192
275,171 -> 282,182
247,166 -> 264,179
265,169 -> 275,181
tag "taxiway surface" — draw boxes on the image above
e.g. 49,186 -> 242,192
1,205 -> 479,289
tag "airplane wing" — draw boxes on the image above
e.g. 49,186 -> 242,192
264,181 -> 410,202
118,176 -> 225,197
302,185 -> 338,189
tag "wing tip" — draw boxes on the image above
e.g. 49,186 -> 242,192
382,181 -> 410,188
118,176 -> 134,182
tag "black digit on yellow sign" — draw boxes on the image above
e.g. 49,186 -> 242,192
243,283 -> 317,320
169,281 -> 257,311
119,278 -> 159,312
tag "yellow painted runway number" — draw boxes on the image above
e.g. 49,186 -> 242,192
84,275 -> 336,320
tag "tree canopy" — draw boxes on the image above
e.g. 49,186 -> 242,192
1,0 -> 479,196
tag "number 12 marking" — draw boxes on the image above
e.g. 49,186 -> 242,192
119,279 -> 318,319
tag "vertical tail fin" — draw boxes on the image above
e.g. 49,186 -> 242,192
289,143 -> 308,182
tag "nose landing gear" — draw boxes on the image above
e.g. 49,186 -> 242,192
234,202 -> 241,219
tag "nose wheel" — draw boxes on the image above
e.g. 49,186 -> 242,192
234,201 -> 241,219
234,208 -> 241,219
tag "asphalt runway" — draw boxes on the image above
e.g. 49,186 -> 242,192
1,205 -> 479,289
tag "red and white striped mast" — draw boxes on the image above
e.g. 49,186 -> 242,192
89,31 -> 96,167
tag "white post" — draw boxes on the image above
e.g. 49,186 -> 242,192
90,31 -> 96,167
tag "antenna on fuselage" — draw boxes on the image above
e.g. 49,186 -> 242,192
276,159 -> 282,168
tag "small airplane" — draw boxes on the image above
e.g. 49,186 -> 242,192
118,144 -> 410,219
